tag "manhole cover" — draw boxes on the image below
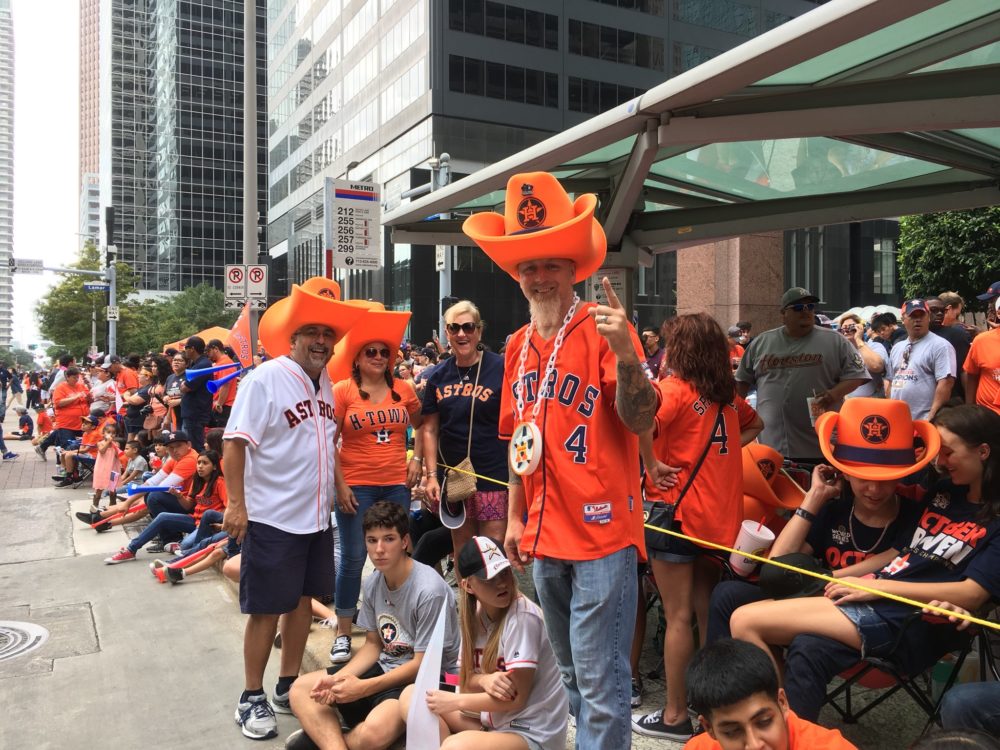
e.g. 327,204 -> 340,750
0,621 -> 50,662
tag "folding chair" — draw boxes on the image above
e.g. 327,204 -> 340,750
73,454 -> 96,488
824,611 -> 977,734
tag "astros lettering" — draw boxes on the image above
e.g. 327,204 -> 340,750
283,398 -> 336,429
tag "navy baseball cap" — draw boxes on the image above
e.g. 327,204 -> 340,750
902,299 -> 929,317
976,281 -> 1000,301
160,430 -> 191,445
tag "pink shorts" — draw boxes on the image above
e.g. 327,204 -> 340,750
431,489 -> 508,522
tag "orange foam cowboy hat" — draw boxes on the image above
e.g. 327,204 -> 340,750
743,443 -> 804,514
816,397 -> 940,482
326,300 -> 412,383
462,172 -> 606,282
258,276 -> 367,358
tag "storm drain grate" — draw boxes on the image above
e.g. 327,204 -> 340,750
0,621 -> 50,662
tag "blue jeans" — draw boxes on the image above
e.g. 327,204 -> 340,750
706,580 -> 767,645
180,509 -> 224,552
146,490 -> 188,516
532,545 -> 637,750
941,682 -> 1000,733
127,512 -> 196,554
334,484 -> 411,618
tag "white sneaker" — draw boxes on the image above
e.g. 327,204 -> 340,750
329,635 -> 352,664
235,693 -> 278,740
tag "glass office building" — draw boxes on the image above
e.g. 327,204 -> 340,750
266,0 -> 831,344
99,0 -> 267,294
0,0 -> 12,348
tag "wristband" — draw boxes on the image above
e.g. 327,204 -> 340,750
795,507 -> 817,523
410,456 -> 423,462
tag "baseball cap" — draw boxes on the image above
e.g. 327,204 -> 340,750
100,354 -> 120,370
419,346 -> 436,358
976,281 -> 1000,301
81,414 -> 100,426
759,553 -> 829,600
902,299 -> 929,317
780,287 -> 819,308
456,536 -> 511,580
727,325 -> 741,338
160,429 -> 191,445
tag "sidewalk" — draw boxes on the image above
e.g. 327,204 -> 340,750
0,404 -> 55,490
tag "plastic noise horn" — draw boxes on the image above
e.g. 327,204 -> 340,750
90,502 -> 146,527
206,367 -> 244,394
184,361 -> 241,381
127,484 -> 174,495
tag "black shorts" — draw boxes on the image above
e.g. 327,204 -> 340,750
647,521 -> 701,564
325,664 -> 403,729
239,521 -> 334,615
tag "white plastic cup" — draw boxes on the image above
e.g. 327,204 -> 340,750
807,396 -> 824,426
729,519 -> 776,577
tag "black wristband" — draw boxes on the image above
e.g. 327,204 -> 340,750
795,507 -> 817,523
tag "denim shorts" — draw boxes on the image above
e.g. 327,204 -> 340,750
836,602 -> 895,658
648,521 -> 700,564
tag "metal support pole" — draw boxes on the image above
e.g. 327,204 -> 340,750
91,301 -> 97,354
243,0 -> 259,355
430,153 -> 451,341
107,246 -> 117,356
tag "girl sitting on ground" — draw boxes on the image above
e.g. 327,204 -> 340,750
399,536 -> 568,750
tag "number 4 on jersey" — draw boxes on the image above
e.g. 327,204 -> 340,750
564,425 -> 588,463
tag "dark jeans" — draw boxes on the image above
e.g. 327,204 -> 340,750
127,512 -> 196,553
146,490 -> 189,517
941,682 -> 1000,734
181,415 -> 209,452
41,428 -> 83,452
705,580 -> 767,645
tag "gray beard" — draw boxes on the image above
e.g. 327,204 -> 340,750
529,296 -> 566,332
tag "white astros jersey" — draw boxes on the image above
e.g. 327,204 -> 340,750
224,356 -> 338,534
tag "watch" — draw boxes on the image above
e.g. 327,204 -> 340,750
795,507 -> 817,523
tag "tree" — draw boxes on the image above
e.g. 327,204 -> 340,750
35,242 -> 140,357
35,242 -> 236,356
898,207 -> 1000,304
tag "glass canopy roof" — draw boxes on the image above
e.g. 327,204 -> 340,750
386,0 -> 1000,253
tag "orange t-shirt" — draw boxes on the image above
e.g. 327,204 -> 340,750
52,381 -> 90,430
334,378 -> 421,486
728,342 -> 745,370
964,328 -> 1000,414
187,476 -> 228,522
79,427 -> 103,456
212,354 -> 239,407
684,710 -> 857,750
499,303 -> 645,562
162,448 -> 199,483
36,410 -> 54,434
645,378 -> 759,547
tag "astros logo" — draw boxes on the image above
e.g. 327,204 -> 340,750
757,459 -> 775,481
517,197 -> 546,230
860,415 -> 890,444
379,616 -> 400,646
317,286 -> 338,298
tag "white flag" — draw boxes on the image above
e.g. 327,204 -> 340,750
405,603 -> 449,749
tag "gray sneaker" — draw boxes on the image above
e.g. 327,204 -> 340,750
284,729 -> 319,750
235,693 -> 278,740
272,685 -> 293,715
329,635 -> 351,664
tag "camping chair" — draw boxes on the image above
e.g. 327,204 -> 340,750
824,610 -> 977,734
73,454 -> 96,488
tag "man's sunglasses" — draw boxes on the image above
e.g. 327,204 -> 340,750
785,302 -> 816,312
364,347 -> 391,359
446,322 -> 479,334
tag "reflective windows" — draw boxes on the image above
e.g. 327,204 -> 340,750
450,0 -> 559,51
449,54 -> 558,108
568,18 -> 663,70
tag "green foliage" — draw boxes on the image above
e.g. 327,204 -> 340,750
9,349 -> 36,368
898,207 -> 1000,304
35,242 -> 236,357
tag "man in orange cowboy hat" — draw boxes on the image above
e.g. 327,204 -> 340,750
222,277 -> 366,741
464,172 -> 647,747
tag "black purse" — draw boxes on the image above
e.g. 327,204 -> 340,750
642,404 -> 723,553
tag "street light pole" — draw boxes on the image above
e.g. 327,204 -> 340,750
243,0 -> 259,356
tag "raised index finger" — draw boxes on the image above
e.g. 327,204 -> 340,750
601,277 -> 623,310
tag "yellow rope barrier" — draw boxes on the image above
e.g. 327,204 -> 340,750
644,521 -> 1000,632
427,459 -> 998,631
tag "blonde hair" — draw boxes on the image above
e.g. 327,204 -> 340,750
458,576 -> 519,689
444,300 -> 483,328
939,291 -> 964,309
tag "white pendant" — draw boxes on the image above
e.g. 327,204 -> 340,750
510,420 -> 543,476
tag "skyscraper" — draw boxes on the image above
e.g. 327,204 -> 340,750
97,0 -> 266,295
79,0 -> 101,245
266,0 -> 827,345
0,0 -> 13,348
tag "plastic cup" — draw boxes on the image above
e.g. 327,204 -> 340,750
729,519 -> 776,578
807,396 -> 825,426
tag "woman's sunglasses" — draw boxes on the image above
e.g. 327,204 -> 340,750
364,347 -> 391,359
446,322 -> 479,334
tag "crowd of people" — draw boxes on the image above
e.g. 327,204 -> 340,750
6,171 -> 1000,750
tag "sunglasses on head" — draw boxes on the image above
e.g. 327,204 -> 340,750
786,302 -> 816,312
446,322 -> 479,335
364,347 -> 391,359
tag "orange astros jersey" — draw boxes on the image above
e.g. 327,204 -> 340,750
499,302 -> 645,561
645,377 -> 760,548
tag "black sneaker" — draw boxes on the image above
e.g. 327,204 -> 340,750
166,566 -> 185,584
76,511 -> 101,524
146,540 -> 166,554
94,521 -> 112,533
284,729 -> 319,750
55,476 -> 77,489
631,709 -> 694,741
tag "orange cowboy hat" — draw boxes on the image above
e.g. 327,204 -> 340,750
258,276 -> 366,358
742,443 -> 805,514
326,300 -> 412,383
816,397 -> 939,482
462,171 -> 606,283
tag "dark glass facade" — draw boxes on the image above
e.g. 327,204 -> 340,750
103,0 -> 267,293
